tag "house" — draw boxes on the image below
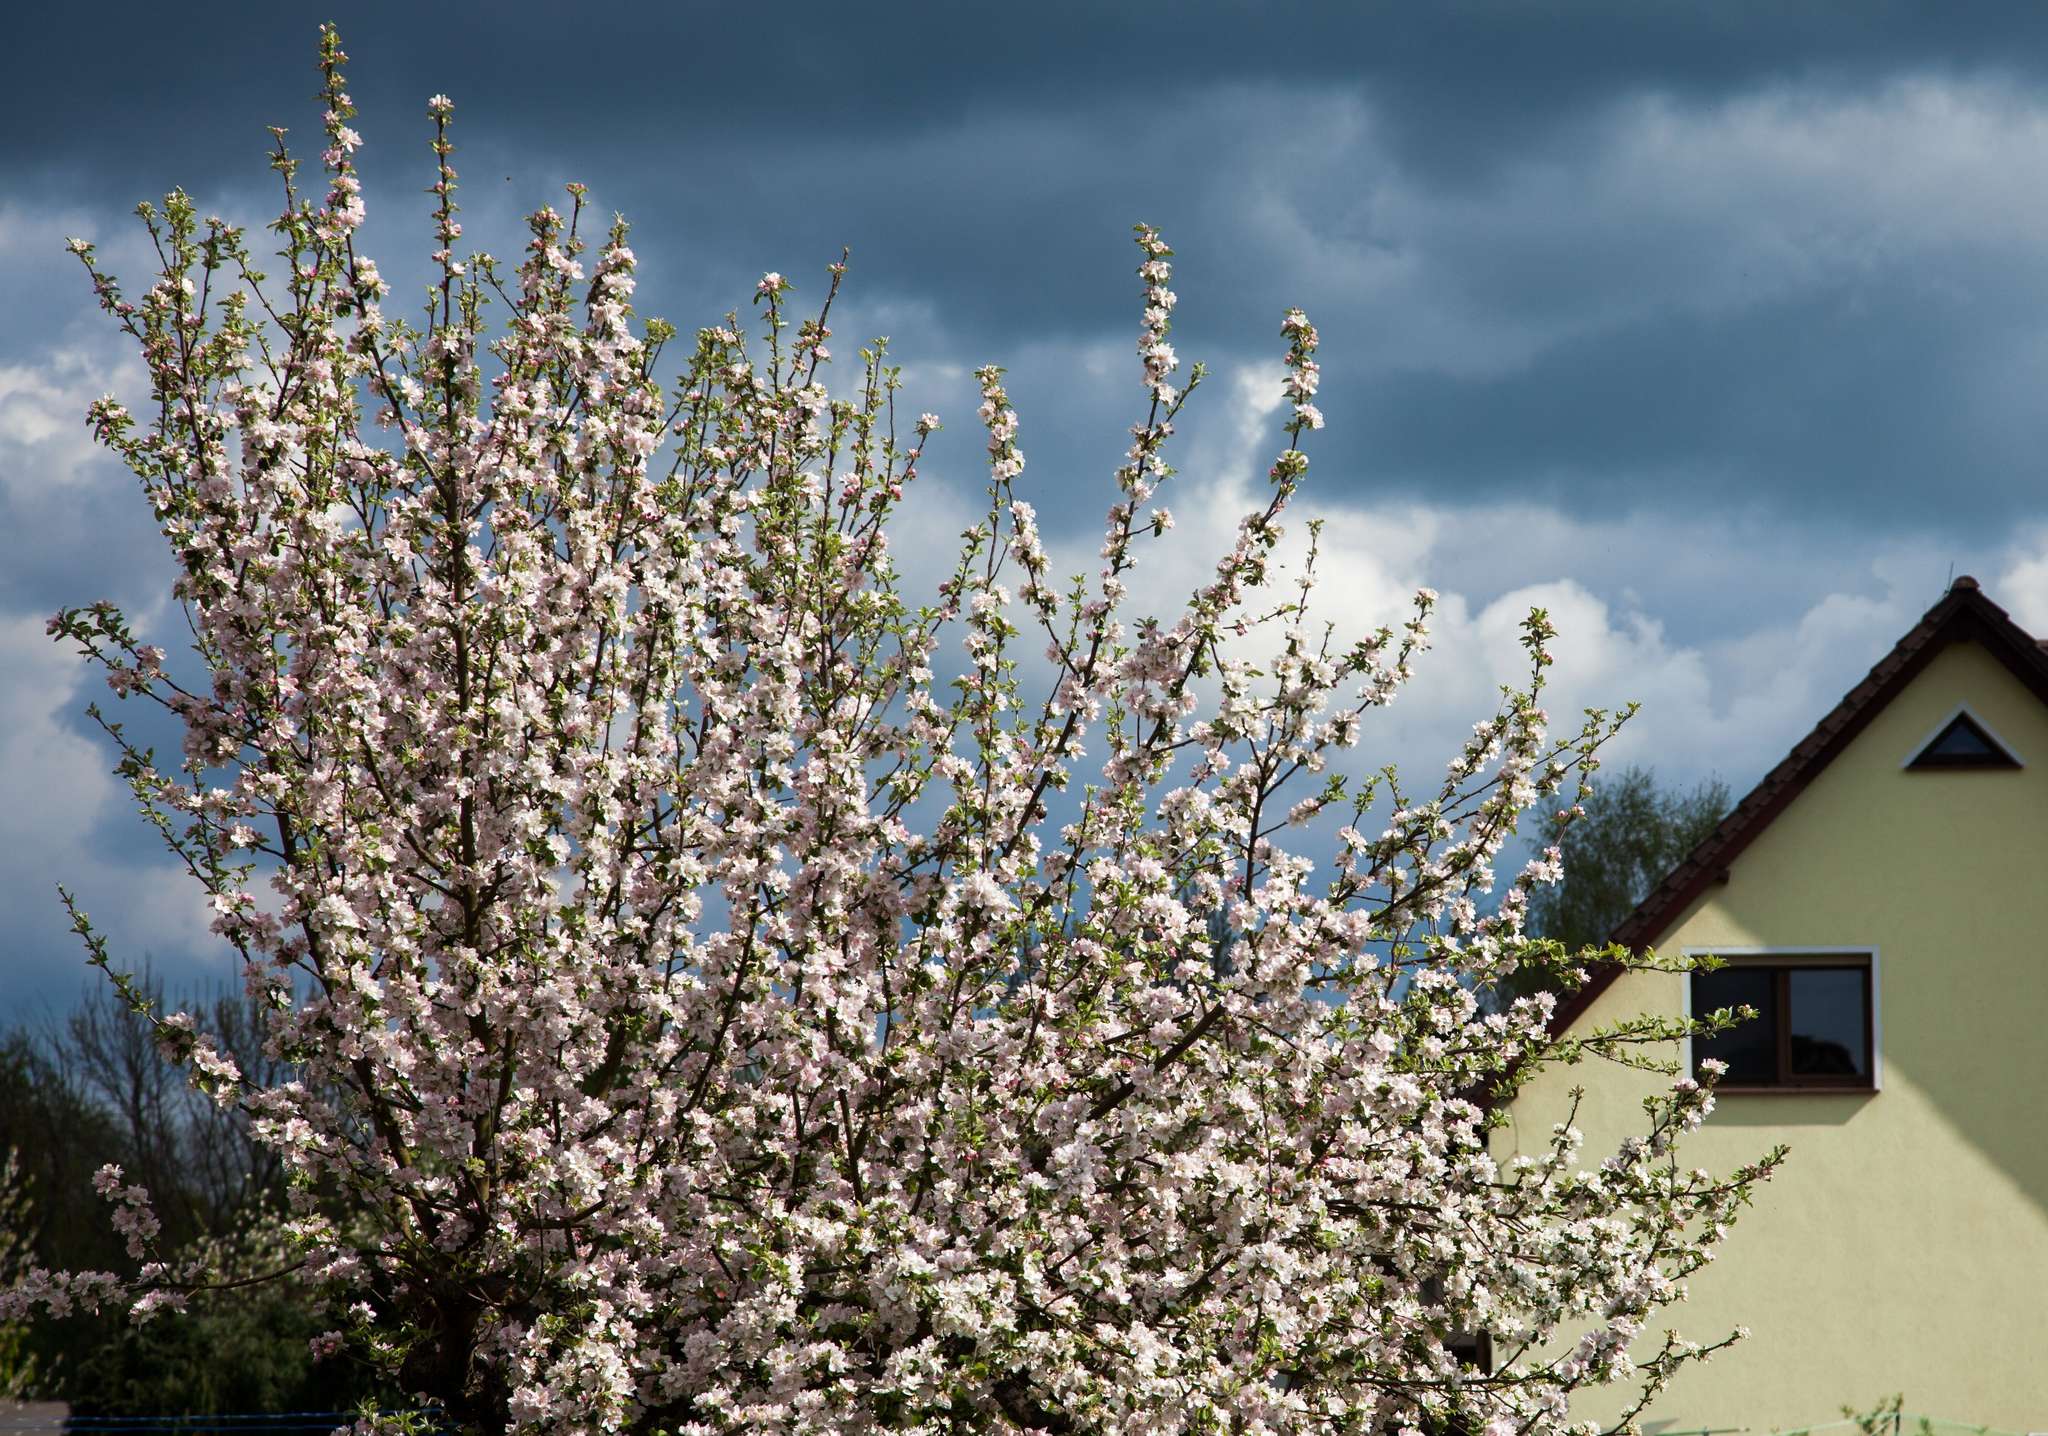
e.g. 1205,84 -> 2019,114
1499,576 -> 2048,1431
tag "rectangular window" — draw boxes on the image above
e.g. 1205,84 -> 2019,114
1691,956 -> 1873,1090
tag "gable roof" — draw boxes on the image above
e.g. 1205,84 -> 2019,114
1547,576 -> 2048,1040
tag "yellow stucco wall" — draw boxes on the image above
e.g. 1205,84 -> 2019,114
1500,638 -> 2048,1432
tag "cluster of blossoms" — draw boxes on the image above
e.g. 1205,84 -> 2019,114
92,1164 -> 164,1262
1279,310 -> 1322,432
10,28 -> 1778,1436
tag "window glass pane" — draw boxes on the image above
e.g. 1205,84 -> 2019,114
1693,967 -> 1777,1084
1922,716 -> 2000,762
1788,968 -> 1868,1078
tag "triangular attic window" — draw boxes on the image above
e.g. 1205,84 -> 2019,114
1908,712 -> 2020,770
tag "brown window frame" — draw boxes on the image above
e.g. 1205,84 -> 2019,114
1690,954 -> 1875,1094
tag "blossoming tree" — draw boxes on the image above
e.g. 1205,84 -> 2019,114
10,28 -> 1778,1435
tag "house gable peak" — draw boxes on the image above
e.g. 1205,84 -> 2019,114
1545,578 -> 2048,1041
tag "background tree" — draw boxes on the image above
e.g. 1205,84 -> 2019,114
0,1035 -> 125,1278
0,1149 -> 38,1399
3,973 -> 286,1261
9,29 -> 1778,1435
0,980 -> 388,1417
1526,765 -> 1731,951
1480,765 -> 1730,1013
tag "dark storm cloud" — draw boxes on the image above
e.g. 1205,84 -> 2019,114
1331,291 -> 2042,519
16,4 -> 2048,536
21,3 -> 2048,195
